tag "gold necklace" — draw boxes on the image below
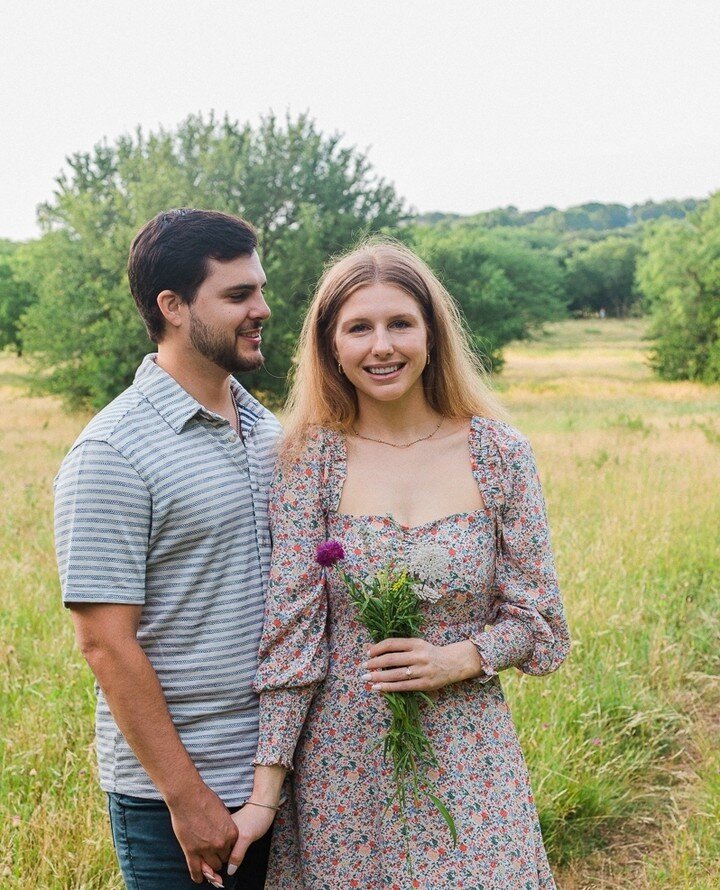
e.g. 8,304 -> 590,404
351,418 -> 444,448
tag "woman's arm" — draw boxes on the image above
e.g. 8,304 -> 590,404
253,433 -> 330,767
469,433 -> 570,678
225,765 -> 286,877
365,429 -> 569,692
201,436 -> 331,883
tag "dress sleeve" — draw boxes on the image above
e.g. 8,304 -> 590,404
470,420 -> 570,679
253,433 -> 329,769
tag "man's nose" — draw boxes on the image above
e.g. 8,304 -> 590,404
250,292 -> 271,319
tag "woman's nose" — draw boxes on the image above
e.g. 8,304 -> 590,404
371,328 -> 392,355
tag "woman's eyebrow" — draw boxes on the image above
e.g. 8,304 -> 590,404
343,313 -> 414,325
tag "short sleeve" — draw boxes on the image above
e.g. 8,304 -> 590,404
253,432 -> 329,769
54,440 -> 151,605
470,419 -> 570,678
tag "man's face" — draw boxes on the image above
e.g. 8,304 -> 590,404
186,252 -> 270,374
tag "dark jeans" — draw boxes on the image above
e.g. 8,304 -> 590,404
108,793 -> 272,890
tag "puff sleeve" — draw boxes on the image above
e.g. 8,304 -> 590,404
470,418 -> 570,679
253,433 -> 329,769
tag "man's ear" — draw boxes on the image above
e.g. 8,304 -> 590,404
156,290 -> 185,330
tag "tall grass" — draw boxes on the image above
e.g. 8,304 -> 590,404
0,378 -> 119,887
504,320 -> 720,886
1,319 -> 719,887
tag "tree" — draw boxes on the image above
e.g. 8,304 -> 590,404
636,193 -> 720,382
19,113 -> 405,407
409,226 -> 567,369
436,200 -> 701,236
565,236 -> 642,317
0,240 -> 36,355
631,198 -> 703,223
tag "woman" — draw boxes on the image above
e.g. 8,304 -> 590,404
231,240 -> 570,888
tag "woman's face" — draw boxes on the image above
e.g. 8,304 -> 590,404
333,283 -> 430,408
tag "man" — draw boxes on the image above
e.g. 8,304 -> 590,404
54,209 -> 283,888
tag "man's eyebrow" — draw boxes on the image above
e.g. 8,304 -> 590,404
220,280 -> 267,294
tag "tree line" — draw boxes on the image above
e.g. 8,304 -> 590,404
0,113 -> 718,408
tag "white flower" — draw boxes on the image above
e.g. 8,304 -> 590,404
417,583 -> 443,603
405,543 -> 448,602
405,543 -> 447,585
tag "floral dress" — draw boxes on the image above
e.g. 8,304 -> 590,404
254,416 -> 570,889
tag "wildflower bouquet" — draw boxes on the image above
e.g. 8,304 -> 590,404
315,539 -> 457,848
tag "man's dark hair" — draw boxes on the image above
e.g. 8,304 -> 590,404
127,209 -> 258,342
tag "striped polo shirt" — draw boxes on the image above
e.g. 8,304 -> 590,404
54,355 -> 282,806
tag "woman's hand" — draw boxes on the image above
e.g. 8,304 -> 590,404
362,638 -> 485,692
226,804 -> 276,875
198,803 -> 277,887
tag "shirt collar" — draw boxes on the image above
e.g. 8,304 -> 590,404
133,355 -> 268,436
229,376 -> 266,437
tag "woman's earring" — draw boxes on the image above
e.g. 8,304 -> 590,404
338,361 -> 344,375
426,352 -> 431,367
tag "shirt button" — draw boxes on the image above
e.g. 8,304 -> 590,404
228,434 -> 238,443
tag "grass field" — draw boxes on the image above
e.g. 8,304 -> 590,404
2,318 -> 719,888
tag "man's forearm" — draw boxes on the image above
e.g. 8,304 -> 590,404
72,603 -> 238,878
80,635 -> 203,801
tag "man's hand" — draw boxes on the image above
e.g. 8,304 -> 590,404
167,783 -> 238,884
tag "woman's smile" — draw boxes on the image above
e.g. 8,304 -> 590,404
363,362 -> 406,379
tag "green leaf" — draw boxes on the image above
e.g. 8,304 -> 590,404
427,792 -> 458,846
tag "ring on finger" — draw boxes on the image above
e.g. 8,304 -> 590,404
405,666 -> 413,677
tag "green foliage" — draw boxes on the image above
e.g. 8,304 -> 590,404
631,197 -> 703,222
546,202 -> 632,232
636,193 -> 720,382
0,241 -> 36,355
565,235 -> 642,317
411,200 -> 706,338
409,225 -> 567,368
419,198 -> 702,234
19,113 -> 405,407
17,231 -> 147,406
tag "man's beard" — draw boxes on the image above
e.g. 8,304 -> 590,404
188,308 -> 265,375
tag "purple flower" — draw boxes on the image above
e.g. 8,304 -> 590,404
316,539 -> 345,567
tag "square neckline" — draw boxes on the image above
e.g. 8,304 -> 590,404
332,509 -> 492,534
331,418 -> 492,532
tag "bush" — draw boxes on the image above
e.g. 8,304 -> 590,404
636,193 -> 720,383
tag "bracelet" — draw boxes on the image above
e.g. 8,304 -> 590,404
245,800 -> 280,811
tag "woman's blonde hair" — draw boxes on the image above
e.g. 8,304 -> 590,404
281,238 -> 506,458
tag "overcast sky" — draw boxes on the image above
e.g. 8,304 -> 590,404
3,0 -> 719,241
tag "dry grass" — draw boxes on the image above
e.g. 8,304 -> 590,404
2,319 -> 719,887
502,320 -> 720,887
